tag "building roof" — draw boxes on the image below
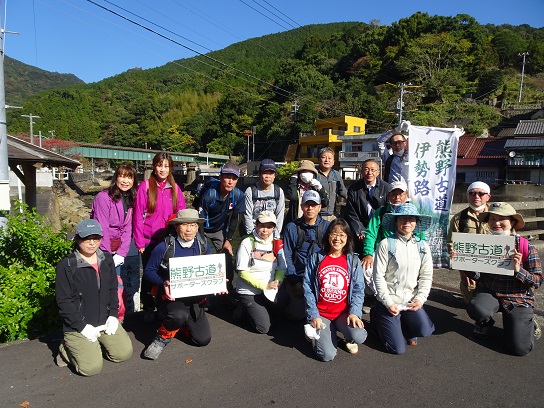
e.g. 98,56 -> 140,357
496,127 -> 517,138
504,138 -> 544,149
456,135 -> 507,166
514,120 -> 544,136
7,135 -> 81,168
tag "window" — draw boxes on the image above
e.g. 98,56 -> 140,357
354,126 -> 361,132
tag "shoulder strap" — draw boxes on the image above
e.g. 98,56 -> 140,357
251,184 -> 258,201
458,207 -> 471,233
67,252 -> 78,276
416,240 -> 426,261
159,235 -> 176,271
379,206 -> 387,220
196,233 -> 208,255
518,235 -> 529,263
315,222 -> 324,247
387,236 -> 396,261
384,155 -> 394,182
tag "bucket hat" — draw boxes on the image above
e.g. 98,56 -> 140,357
479,202 -> 525,229
168,209 -> 206,225
381,203 -> 431,235
294,160 -> 318,177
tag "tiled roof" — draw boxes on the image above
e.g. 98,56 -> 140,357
514,120 -> 544,136
456,135 -> 508,159
496,127 -> 517,138
7,135 -> 81,168
504,138 -> 544,149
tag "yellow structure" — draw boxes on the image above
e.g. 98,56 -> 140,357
297,115 -> 367,163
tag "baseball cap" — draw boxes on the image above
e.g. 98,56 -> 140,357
256,210 -> 277,225
75,219 -> 103,238
220,162 -> 240,178
259,159 -> 277,173
388,181 -> 408,193
301,190 -> 321,205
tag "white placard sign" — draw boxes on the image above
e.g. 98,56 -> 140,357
169,253 -> 227,299
451,232 -> 515,276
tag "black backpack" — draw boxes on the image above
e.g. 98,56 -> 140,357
159,231 -> 208,276
293,219 -> 325,261
250,184 -> 281,207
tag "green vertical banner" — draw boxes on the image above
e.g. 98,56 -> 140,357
407,125 -> 464,268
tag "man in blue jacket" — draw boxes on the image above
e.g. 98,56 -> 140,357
283,190 -> 330,321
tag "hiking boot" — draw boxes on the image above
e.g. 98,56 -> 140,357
344,341 -> 359,354
535,320 -> 542,341
407,337 -> 418,346
144,336 -> 171,360
143,310 -> 156,324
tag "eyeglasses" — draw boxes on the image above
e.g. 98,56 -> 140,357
468,191 -> 488,197
329,233 -> 348,239
362,168 -> 379,173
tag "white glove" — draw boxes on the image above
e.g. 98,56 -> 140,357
310,178 -> 322,190
81,324 -> 101,342
304,323 -> 326,340
377,141 -> 386,152
104,316 -> 119,335
113,254 -> 125,267
397,120 -> 411,132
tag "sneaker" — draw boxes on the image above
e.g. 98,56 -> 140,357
143,310 -> 156,324
407,337 -> 418,346
344,341 -> 359,354
534,320 -> 542,341
55,354 -> 68,368
473,324 -> 490,339
144,336 -> 171,360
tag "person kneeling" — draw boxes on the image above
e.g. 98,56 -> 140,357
304,218 -> 367,361
371,204 -> 435,355
143,209 -> 213,360
55,219 -> 133,376
234,211 -> 286,334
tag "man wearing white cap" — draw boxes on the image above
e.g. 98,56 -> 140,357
447,181 -> 491,304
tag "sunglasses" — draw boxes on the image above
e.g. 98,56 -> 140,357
468,191 -> 488,197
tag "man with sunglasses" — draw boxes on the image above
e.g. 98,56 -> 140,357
447,182 -> 491,304
377,126 -> 409,184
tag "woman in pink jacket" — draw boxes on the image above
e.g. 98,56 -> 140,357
91,163 -> 138,321
134,152 -> 186,323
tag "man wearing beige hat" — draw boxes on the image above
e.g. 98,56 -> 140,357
447,181 -> 491,304
284,160 -> 329,226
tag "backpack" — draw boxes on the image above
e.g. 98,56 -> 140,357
458,207 -> 471,233
250,184 -> 280,207
293,219 -> 325,261
192,178 -> 242,212
159,230 -> 208,276
386,235 -> 427,263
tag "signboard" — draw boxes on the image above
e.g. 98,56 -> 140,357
169,253 -> 227,298
450,232 -> 515,276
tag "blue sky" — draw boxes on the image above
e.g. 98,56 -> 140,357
4,0 -> 543,84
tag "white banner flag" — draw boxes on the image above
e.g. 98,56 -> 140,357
408,125 -> 464,268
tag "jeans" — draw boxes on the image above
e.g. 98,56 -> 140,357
467,290 -> 535,356
371,301 -> 435,355
313,312 -> 368,362
119,255 -> 141,314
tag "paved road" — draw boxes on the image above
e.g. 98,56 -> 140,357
1,280 -> 542,408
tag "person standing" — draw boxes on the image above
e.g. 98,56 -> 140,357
243,159 -> 285,239
372,203 -> 435,355
134,152 -> 186,323
377,125 -> 410,184
447,182 -> 491,304
283,190 -> 330,321
304,218 -> 367,361
284,160 -> 329,227
344,159 -> 390,256
467,202 -> 542,356
91,163 -> 139,320
55,219 -> 133,375
143,209 -> 213,360
316,147 -> 347,221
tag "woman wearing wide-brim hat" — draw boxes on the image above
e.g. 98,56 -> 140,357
284,160 -> 329,226
468,202 -> 542,356
371,203 -> 435,354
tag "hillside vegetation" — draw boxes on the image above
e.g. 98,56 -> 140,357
7,13 -> 544,160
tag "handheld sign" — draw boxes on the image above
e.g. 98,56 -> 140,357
451,232 -> 515,276
169,253 -> 227,298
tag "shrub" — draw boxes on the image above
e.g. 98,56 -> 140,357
276,161 -> 300,182
0,201 -> 72,343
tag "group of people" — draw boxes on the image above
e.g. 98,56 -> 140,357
54,134 -> 542,376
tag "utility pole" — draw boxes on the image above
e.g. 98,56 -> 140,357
0,26 -> 21,215
21,113 -> 41,145
386,82 -> 421,127
518,52 -> 529,103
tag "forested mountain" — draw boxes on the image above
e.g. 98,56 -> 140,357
7,13 -> 544,161
4,56 -> 84,106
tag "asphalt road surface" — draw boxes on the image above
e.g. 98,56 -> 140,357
1,280 -> 542,408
